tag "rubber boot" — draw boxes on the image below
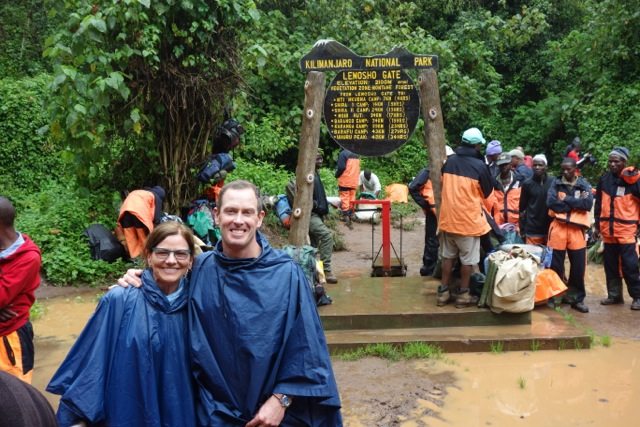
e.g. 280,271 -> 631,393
601,278 -> 624,305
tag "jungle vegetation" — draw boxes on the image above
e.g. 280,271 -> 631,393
1,0 -> 638,285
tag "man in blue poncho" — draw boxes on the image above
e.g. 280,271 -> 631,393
120,180 -> 342,426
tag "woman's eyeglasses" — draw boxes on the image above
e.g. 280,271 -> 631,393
152,248 -> 191,261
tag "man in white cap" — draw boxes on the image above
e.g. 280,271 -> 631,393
519,154 -> 554,245
509,148 -> 533,180
437,128 -> 493,308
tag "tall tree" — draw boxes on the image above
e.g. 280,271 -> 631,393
44,0 -> 259,210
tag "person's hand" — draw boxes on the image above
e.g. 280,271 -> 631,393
110,269 -> 144,289
0,307 -> 17,322
245,396 -> 286,427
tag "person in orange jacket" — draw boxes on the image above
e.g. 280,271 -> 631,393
486,152 -> 524,232
547,158 -> 593,313
594,147 -> 640,310
438,128 -> 494,308
117,186 -> 166,258
335,149 -> 360,227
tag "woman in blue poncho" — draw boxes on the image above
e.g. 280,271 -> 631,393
47,222 -> 197,427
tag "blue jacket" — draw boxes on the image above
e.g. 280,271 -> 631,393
47,271 -> 195,427
190,233 -> 342,426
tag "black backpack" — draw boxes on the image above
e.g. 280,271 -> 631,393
84,224 -> 126,262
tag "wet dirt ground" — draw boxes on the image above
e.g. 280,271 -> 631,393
30,213 -> 640,426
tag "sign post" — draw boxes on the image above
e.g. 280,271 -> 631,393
289,40 -> 445,275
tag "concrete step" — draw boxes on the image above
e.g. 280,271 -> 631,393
325,309 -> 591,353
320,309 -> 530,330
319,275 -> 530,330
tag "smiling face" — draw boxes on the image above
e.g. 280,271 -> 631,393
215,187 -> 265,259
146,233 -> 193,294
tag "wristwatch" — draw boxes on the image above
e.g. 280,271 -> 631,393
273,393 -> 292,408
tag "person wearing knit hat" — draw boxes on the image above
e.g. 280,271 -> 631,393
485,140 -> 502,177
594,146 -> 640,310
519,154 -> 554,246
509,149 -> 533,180
437,127 -> 494,308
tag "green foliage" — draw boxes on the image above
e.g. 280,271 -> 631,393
490,341 -> 504,353
12,180 -> 132,286
335,342 -> 445,361
44,0 -> 259,209
231,157 -> 294,196
0,75 -> 66,191
0,1 -> 51,76
30,301 -> 46,321
518,376 -> 527,389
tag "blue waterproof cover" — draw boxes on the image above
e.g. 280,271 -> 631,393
189,233 -> 342,426
47,270 -> 196,427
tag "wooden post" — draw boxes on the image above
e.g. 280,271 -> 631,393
288,71 -> 326,246
418,69 -> 446,217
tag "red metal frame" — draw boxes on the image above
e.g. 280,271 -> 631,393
351,199 -> 392,270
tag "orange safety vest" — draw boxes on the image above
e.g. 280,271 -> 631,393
488,178 -> 522,227
596,172 -> 640,243
548,190 -> 591,230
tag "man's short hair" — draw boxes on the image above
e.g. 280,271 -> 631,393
561,157 -> 577,167
0,196 -> 16,227
364,170 -> 372,181
218,180 -> 263,212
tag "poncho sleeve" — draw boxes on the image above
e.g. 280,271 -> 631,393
46,290 -> 127,427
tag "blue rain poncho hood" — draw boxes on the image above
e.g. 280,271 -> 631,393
189,232 -> 342,425
47,270 -> 196,427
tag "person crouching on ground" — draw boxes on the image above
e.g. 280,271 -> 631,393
547,157 -> 593,313
594,147 -> 640,310
47,222 -> 197,427
437,128 -> 494,308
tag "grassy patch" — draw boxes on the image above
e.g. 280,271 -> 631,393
490,341 -> 504,354
30,300 -> 46,321
530,339 -> 541,352
518,376 -> 527,389
600,335 -> 612,347
334,342 -> 445,362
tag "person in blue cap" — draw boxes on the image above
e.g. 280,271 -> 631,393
437,128 -> 494,308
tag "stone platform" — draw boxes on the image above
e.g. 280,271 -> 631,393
319,273 -> 591,353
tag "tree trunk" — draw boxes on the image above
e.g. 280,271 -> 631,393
418,69 -> 446,217
288,71 -> 326,246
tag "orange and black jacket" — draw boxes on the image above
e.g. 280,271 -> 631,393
439,145 -> 493,236
485,172 -> 524,227
594,171 -> 640,243
409,168 -> 436,216
547,176 -> 593,229
335,150 -> 360,189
